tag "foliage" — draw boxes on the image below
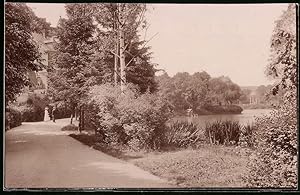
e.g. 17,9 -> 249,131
48,101 -> 73,120
246,4 -> 297,188
18,93 -> 50,122
5,106 -> 22,130
208,76 -> 242,105
156,72 -> 242,115
132,146 -> 248,187
61,124 -> 78,131
246,93 -> 297,187
164,121 -> 203,149
5,3 -> 44,103
239,88 -> 252,104
204,120 -> 241,145
93,3 -> 157,93
266,4 -> 297,95
238,123 -> 255,148
47,4 -> 98,115
239,85 -> 284,106
156,72 -> 210,113
125,40 -> 158,93
19,105 -> 42,122
85,83 -> 171,150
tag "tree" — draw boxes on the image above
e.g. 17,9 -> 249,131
208,76 -> 241,105
239,89 -> 251,104
48,4 -> 97,124
93,3 -> 155,92
5,3 -> 44,104
156,71 -> 212,114
247,4 -> 297,188
266,4 -> 296,96
123,37 -> 158,93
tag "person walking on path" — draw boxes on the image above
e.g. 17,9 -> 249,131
52,106 -> 57,123
44,106 -> 50,121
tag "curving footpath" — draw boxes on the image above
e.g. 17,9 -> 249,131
4,119 -> 172,189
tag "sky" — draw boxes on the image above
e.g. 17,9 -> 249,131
27,3 -> 289,86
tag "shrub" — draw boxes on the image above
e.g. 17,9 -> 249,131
61,124 -> 78,131
164,121 -> 203,148
246,92 -> 297,188
238,123 -> 255,148
5,106 -> 22,130
48,101 -> 72,120
85,84 -> 172,150
204,120 -> 241,145
18,93 -> 50,122
20,104 -> 44,122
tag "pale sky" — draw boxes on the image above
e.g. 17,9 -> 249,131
27,3 -> 289,86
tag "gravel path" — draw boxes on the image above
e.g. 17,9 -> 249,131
4,119 -> 172,189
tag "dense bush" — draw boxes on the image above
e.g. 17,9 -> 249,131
20,104 -> 44,122
238,123 -> 255,148
204,120 -> 241,145
246,93 -> 297,188
18,93 -> 49,122
48,101 -> 72,120
61,124 -> 78,131
164,121 -> 203,148
85,84 -> 171,150
5,106 -> 22,130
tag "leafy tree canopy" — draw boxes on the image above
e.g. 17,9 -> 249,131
5,3 -> 50,104
266,4 -> 296,96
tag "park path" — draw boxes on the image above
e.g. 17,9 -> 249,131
5,119 -> 172,189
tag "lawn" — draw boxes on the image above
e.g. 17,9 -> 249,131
129,146 -> 250,187
69,132 -> 251,188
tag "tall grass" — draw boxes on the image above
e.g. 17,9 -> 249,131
239,123 -> 255,148
165,121 -> 204,148
204,120 -> 241,145
165,120 -> 255,148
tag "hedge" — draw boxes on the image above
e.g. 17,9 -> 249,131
5,107 -> 22,130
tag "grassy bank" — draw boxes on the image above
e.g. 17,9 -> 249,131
69,130 -> 251,187
130,146 -> 250,187
239,103 -> 274,110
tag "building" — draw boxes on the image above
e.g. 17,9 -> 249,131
29,31 -> 57,94
249,90 -> 259,104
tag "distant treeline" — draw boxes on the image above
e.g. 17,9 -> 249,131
155,72 -> 284,115
156,72 -> 243,115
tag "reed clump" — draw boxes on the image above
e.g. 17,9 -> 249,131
204,120 -> 242,145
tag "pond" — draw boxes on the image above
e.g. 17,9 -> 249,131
172,109 -> 273,127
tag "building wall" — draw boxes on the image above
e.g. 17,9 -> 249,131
31,33 -> 56,93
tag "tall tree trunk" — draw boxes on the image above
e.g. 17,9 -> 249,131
119,30 -> 126,92
114,12 -> 119,86
78,106 -> 82,133
70,114 -> 73,124
114,41 -> 118,86
70,105 -> 75,124
118,5 -> 126,92
82,106 -> 85,131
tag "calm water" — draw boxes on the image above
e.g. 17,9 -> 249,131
172,109 -> 273,127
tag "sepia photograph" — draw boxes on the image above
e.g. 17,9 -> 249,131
4,2 -> 298,190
